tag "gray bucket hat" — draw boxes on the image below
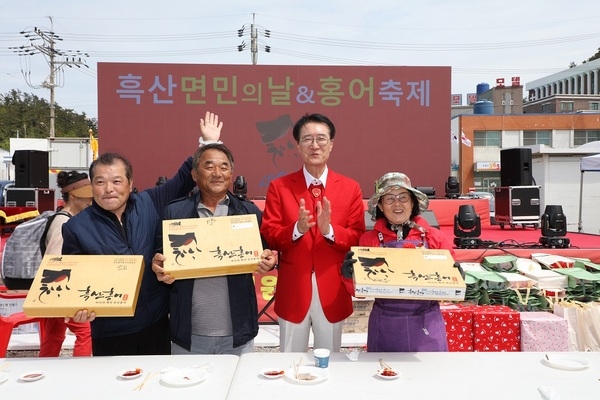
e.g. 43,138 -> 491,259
367,172 -> 429,220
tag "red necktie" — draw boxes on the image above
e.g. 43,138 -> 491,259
308,182 -> 324,209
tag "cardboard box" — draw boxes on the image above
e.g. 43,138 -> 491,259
351,299 -> 374,317
522,269 -> 568,289
498,272 -> 535,289
162,215 -> 263,279
351,247 -> 466,301
532,253 -> 575,269
472,305 -> 521,352
343,315 -> 369,333
23,255 -> 144,317
520,311 -> 569,352
441,304 -> 475,352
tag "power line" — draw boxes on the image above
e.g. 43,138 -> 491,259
9,16 -> 89,137
237,13 -> 270,65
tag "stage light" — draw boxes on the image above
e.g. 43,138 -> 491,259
415,186 -> 436,199
233,175 -> 248,200
445,176 -> 460,199
540,205 -> 570,248
453,204 -> 482,249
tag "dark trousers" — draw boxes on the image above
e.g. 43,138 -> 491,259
92,315 -> 171,356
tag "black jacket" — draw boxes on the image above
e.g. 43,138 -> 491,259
165,190 -> 263,350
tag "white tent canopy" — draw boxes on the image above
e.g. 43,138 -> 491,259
578,153 -> 600,231
581,153 -> 600,171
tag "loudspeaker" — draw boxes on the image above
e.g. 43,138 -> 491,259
500,148 -> 532,186
12,150 -> 49,188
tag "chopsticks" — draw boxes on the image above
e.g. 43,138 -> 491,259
0,363 -> 9,372
133,371 -> 157,391
379,358 -> 392,370
293,357 -> 301,379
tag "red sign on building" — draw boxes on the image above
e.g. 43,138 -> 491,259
451,94 -> 463,105
467,93 -> 478,105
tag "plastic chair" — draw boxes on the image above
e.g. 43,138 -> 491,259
0,312 -> 45,357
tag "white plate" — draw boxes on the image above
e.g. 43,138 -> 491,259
543,355 -> 590,371
0,372 -> 8,385
160,368 -> 207,387
284,366 -> 329,385
19,371 -> 45,382
376,369 -> 401,380
118,368 -> 144,380
259,368 -> 285,379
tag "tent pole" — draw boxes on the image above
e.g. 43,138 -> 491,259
578,170 -> 584,232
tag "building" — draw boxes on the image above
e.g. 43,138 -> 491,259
449,63 -> 600,233
451,102 -> 600,234
524,58 -> 600,113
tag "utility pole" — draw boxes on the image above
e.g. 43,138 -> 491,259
237,13 -> 270,65
10,16 -> 89,138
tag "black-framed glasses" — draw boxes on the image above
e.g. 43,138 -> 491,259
381,193 -> 411,205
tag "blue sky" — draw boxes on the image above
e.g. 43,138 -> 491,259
1,0 -> 599,120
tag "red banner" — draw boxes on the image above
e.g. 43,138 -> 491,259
98,64 -> 451,197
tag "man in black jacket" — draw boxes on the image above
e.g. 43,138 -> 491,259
152,143 -> 277,355
63,112 -> 222,356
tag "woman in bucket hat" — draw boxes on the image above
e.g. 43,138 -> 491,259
342,172 -> 454,352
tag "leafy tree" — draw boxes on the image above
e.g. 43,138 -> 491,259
0,89 -> 97,150
586,47 -> 600,62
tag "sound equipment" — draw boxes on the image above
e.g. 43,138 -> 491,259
494,185 -> 541,229
12,150 -> 49,188
414,187 -> 436,199
500,148 -> 532,186
5,188 -> 55,212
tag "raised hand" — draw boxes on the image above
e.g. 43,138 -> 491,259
199,111 -> 223,142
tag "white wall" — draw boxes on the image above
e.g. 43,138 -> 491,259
0,149 -> 10,180
533,155 -> 600,234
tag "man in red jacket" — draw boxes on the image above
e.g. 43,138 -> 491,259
260,113 -> 365,352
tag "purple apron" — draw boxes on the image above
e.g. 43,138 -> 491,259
366,239 -> 449,352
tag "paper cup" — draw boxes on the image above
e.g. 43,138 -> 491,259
313,348 -> 331,368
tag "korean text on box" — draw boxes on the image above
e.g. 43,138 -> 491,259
163,214 -> 263,279
352,247 -> 465,301
23,255 -> 144,317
